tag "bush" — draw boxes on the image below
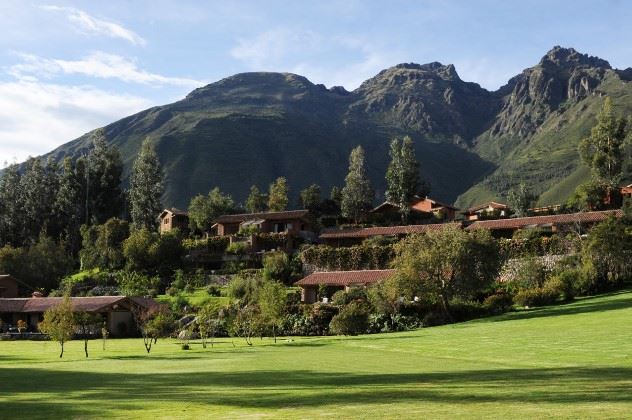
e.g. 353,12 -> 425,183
206,284 -> 222,297
448,298 -> 489,322
331,288 -> 367,306
226,242 -> 250,255
545,271 -> 576,301
262,251 -> 291,283
300,244 -> 394,271
329,302 -> 369,336
513,287 -> 559,307
483,292 -> 514,314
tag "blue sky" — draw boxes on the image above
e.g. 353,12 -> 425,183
2,0 -> 632,163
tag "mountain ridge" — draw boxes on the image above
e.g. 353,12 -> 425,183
38,46 -> 632,209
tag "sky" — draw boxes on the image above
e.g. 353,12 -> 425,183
2,0 -> 632,164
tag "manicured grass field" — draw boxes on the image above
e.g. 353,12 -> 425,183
1,291 -> 632,419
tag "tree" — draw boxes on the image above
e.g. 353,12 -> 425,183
74,311 -> 101,358
299,184 -> 321,212
129,138 -> 164,231
341,146 -> 374,223
579,97 -> 627,187
20,158 -> 54,244
0,164 -> 23,247
188,187 -> 235,234
393,225 -> 500,319
133,305 -> 173,353
79,218 -> 129,270
386,136 -> 426,222
268,177 -> 289,211
330,186 -> 342,205
245,185 -> 267,213
39,295 -> 75,358
54,157 -> 84,254
257,280 -> 287,343
262,251 -> 292,284
87,129 -> 124,224
197,302 -> 222,348
507,181 -> 535,217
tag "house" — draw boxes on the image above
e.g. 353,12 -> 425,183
159,208 -> 189,234
319,223 -> 456,247
462,202 -> 510,222
621,184 -> 632,199
0,295 -> 160,337
295,269 -> 395,304
0,275 -> 19,298
213,210 -> 312,236
466,209 -> 623,236
371,196 -> 458,222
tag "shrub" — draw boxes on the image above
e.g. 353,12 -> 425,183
544,271 -> 576,301
422,311 -> 448,327
206,285 -> 222,297
262,251 -> 292,283
483,292 -> 514,314
448,298 -> 489,322
329,302 -> 369,336
513,287 -> 559,307
300,244 -> 394,271
332,288 -> 367,306
306,304 -> 338,335
226,242 -> 250,255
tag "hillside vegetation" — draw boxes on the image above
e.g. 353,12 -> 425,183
41,46 -> 632,208
1,291 -> 631,418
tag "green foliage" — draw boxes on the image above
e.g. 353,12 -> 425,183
299,184 -> 321,212
117,271 -> 159,297
129,138 -> 163,231
226,275 -> 263,305
329,302 -> 369,336
341,146 -> 374,223
483,293 -> 514,314
268,177 -> 289,212
257,280 -> 287,342
80,218 -> 129,271
579,97 -> 627,187
262,251 -> 291,283
567,180 -> 610,211
225,242 -> 250,255
513,287 -> 559,307
86,129 -> 124,224
506,181 -> 535,217
188,187 -> 234,234
300,244 -> 394,271
394,225 -> 501,317
122,229 -> 184,276
386,136 -> 424,221
182,236 -> 230,254
0,164 -> 23,247
38,295 -> 75,358
245,185 -> 268,213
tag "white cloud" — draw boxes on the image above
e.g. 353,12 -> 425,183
0,80 -> 152,164
9,51 -> 204,87
40,5 -> 146,46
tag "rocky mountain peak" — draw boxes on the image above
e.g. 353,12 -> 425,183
540,46 -> 611,70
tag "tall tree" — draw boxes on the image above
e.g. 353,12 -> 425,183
188,187 -> 235,234
129,138 -> 164,231
20,158 -> 52,244
257,280 -> 287,343
299,184 -> 321,212
0,164 -> 23,247
245,185 -> 267,213
268,177 -> 289,211
579,97 -> 627,187
341,146 -> 374,223
507,181 -> 535,217
385,136 -> 423,222
88,129 -> 124,224
54,157 -> 84,253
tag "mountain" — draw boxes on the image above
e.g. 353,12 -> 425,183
42,46 -> 632,209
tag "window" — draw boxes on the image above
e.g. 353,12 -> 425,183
164,218 -> 169,224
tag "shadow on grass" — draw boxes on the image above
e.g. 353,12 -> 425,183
1,365 -> 632,417
486,290 -> 632,323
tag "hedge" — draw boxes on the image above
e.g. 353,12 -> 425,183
300,244 -> 394,271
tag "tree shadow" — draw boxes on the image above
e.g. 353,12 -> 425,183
484,290 -> 632,323
1,366 -> 631,417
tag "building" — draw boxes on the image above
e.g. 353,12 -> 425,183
319,223 -> 455,247
622,184 -> 632,199
462,202 -> 510,222
371,196 -> 458,222
213,210 -> 312,236
159,208 -> 189,234
295,269 -> 395,304
466,209 -> 623,235
0,295 -> 159,337
0,275 -> 19,298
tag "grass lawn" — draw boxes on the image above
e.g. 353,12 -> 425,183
1,291 -> 632,419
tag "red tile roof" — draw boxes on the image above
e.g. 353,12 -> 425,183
319,223 -> 456,239
0,296 -> 158,313
295,269 -> 396,287
215,210 -> 310,224
466,210 -> 623,231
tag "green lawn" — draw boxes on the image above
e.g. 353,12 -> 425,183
1,291 -> 632,419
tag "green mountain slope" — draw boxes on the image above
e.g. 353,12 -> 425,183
41,47 -> 632,209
